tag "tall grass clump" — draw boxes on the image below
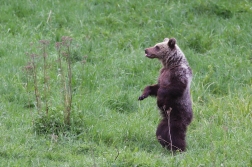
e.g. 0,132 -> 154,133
24,36 -> 82,134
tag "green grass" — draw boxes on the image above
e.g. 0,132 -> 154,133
0,0 -> 252,166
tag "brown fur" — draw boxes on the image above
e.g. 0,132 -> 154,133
139,38 -> 193,151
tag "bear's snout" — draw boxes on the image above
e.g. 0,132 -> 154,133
145,49 -> 149,57
145,48 -> 153,55
145,48 -> 155,58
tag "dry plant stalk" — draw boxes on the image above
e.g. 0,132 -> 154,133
25,37 -> 75,132
56,36 -> 73,126
157,106 -> 182,153
165,107 -> 173,155
47,10 -> 52,23
40,40 -> 50,115
30,53 -> 41,113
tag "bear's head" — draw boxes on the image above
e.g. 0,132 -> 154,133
144,38 -> 176,60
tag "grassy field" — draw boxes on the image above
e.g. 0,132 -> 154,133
0,0 -> 252,166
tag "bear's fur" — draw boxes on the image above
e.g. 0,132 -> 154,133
138,38 -> 193,152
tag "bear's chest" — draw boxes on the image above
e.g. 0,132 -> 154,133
158,69 -> 171,87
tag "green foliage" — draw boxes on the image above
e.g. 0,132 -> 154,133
190,1 -> 233,19
33,113 -> 67,135
0,0 -> 252,166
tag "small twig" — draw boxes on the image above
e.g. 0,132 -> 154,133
157,135 -> 182,152
114,147 -> 120,161
166,107 -> 173,155
47,10 -> 52,23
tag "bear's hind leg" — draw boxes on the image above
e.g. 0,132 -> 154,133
169,131 -> 186,152
156,119 -> 186,152
169,122 -> 187,152
156,119 -> 169,148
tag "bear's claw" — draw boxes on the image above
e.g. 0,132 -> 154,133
138,95 -> 146,100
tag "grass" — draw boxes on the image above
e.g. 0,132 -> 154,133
0,0 -> 252,166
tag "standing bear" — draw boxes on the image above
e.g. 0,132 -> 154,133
138,38 -> 193,152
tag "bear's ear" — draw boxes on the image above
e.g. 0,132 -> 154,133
163,38 -> 169,42
168,38 -> 176,49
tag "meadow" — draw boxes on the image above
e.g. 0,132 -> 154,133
0,0 -> 251,166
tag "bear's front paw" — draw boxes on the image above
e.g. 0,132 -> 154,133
138,95 -> 146,101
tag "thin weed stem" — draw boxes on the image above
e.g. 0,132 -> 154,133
56,42 -> 67,116
165,107 -> 173,155
30,54 -> 41,113
158,106 -> 182,153
40,40 -> 50,115
65,42 -> 72,126
157,136 -> 182,152
56,37 -> 73,126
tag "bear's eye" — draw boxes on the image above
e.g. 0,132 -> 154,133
155,46 -> 160,51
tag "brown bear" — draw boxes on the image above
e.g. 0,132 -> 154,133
138,38 -> 193,152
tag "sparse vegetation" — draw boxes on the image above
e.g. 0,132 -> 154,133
0,0 -> 251,166
24,36 -> 80,134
